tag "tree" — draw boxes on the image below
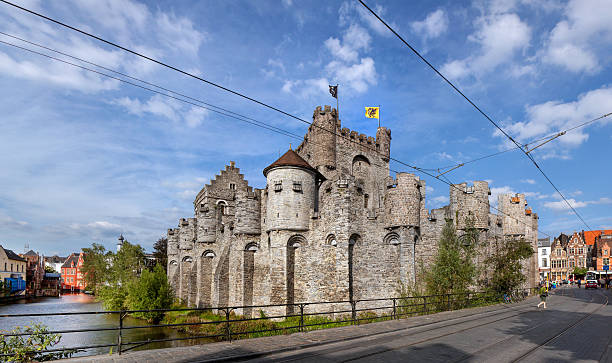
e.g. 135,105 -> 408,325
44,265 -> 56,273
573,267 -> 588,277
0,323 -> 75,361
97,239 -> 145,310
81,243 -> 110,294
153,237 -> 168,272
425,219 -> 479,297
125,264 -> 173,322
481,238 -> 534,295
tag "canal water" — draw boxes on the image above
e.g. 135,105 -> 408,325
0,293 -> 198,357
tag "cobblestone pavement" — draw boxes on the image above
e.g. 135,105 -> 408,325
57,287 -> 612,362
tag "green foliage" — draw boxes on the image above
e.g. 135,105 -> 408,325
481,238 -> 534,295
425,219 -> 479,297
573,267 -> 588,276
43,265 -> 56,273
125,264 -> 174,322
0,323 -> 75,362
153,237 -> 168,272
81,243 -> 110,294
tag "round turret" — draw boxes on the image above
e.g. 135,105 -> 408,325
263,149 -> 319,231
384,173 -> 421,228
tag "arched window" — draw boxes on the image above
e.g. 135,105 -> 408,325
326,234 -> 337,246
169,260 -> 178,266
352,155 -> 370,176
384,232 -> 400,246
286,235 -> 306,315
182,256 -> 193,263
203,250 -> 216,258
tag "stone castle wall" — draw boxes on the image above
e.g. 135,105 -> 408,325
167,105 -> 540,316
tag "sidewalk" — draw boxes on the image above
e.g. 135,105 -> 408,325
57,297 -> 537,363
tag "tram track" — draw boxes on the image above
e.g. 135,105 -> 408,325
511,289 -> 609,362
258,296 -> 542,363
255,287 -> 609,363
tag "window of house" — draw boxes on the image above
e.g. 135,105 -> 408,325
604,258 -> 610,266
557,248 -> 562,256
542,249 -> 547,256
274,181 -> 282,192
10,264 -> 12,272
605,250 -> 609,256
570,260 -> 575,267
570,248 -> 575,254
542,258 -> 547,267
579,248 -> 584,255
292,181 -> 302,192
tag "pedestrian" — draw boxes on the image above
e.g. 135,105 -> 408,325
537,284 -> 548,309
577,279 -> 581,288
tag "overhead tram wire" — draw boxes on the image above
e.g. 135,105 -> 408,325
429,111 -> 612,172
0,39 -> 301,141
0,32 -> 551,237
358,0 -> 593,231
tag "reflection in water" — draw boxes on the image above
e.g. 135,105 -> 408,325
0,293 -> 198,357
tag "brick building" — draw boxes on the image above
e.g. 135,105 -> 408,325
166,105 -> 540,315
21,250 -> 45,296
61,252 -> 85,291
592,231 -> 612,273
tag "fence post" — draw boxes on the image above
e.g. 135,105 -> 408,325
392,298 -> 397,320
351,300 -> 357,325
117,310 -> 124,355
447,294 -> 451,311
299,304 -> 305,332
224,308 -> 232,342
423,296 -> 427,314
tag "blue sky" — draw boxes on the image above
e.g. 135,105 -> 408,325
0,0 -> 610,255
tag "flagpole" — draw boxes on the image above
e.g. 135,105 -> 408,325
336,83 -> 339,123
378,104 -> 381,128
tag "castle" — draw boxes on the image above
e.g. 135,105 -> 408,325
166,105 -> 539,315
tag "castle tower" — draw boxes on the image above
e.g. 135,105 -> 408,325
263,149 -> 322,231
384,173 -> 423,228
310,105 -> 337,171
235,189 -> 261,234
499,193 -> 527,237
449,181 -> 491,230
376,127 -> 391,161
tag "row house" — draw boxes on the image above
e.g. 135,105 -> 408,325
550,232 -> 588,281
21,250 -> 45,296
0,245 -> 26,294
592,231 -> 612,273
61,252 -> 86,291
538,237 -> 551,280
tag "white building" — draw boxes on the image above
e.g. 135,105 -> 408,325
538,237 -> 551,281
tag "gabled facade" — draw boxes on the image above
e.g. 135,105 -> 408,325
593,231 -> 612,272
61,252 -> 85,291
0,245 -> 27,294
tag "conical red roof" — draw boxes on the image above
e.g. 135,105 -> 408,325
263,149 -> 317,176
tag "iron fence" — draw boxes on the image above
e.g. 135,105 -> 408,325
0,287 -> 537,359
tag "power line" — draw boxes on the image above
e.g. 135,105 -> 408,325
0,39 -> 302,141
431,112 -> 612,171
358,0 -> 593,231
0,36 -> 550,238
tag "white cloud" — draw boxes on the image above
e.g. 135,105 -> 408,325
543,0 -> 612,73
113,95 -> 180,122
184,107 -> 208,128
431,195 -> 449,206
156,11 -> 206,55
411,9 -> 448,39
543,197 -> 612,211
325,24 -> 371,63
499,85 -> 612,154
521,179 -> 536,184
326,57 -> 377,93
441,13 -> 531,79
281,78 -> 329,98
339,2 -> 396,37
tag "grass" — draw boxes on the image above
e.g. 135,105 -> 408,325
161,293 -> 506,343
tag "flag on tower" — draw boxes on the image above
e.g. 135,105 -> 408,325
365,107 -> 379,119
329,85 -> 338,99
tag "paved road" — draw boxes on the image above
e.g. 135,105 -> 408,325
60,286 -> 612,363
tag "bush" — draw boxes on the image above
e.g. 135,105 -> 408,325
0,323 -> 75,362
125,264 -> 174,323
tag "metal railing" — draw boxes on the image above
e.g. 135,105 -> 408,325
0,288 -> 537,359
